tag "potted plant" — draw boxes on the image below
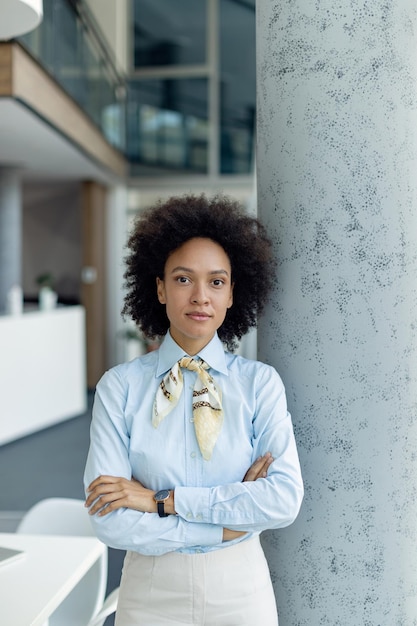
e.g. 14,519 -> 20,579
36,272 -> 58,310
119,325 -> 160,360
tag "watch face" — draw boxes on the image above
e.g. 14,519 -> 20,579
154,489 -> 170,501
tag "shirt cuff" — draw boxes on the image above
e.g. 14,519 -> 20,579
175,485 -> 212,524
184,518 -> 223,547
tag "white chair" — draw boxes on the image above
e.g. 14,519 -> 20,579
87,587 -> 119,626
17,497 -> 118,626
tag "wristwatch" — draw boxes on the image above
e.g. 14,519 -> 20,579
154,489 -> 170,517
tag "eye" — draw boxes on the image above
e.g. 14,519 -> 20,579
176,276 -> 190,284
212,278 -> 225,287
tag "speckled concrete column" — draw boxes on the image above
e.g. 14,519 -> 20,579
257,2 -> 417,624
0,169 -> 22,312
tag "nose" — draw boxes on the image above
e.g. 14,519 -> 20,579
191,282 -> 209,304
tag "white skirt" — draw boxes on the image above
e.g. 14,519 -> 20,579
115,536 -> 278,626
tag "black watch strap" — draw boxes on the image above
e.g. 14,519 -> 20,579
157,501 -> 168,517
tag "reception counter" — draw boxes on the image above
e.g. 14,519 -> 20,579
0,306 -> 87,445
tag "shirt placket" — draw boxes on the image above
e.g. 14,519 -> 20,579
183,368 -> 204,489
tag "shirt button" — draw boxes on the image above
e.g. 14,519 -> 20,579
196,514 -> 203,521
196,548 -> 203,553
190,451 -> 197,458
186,512 -> 193,520
189,418 -> 194,423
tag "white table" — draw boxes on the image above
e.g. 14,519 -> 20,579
0,532 -> 105,626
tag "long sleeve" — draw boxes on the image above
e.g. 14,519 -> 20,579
84,334 -> 303,556
84,367 -> 223,556
174,364 -> 304,532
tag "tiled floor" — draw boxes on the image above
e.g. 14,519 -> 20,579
0,395 -> 124,625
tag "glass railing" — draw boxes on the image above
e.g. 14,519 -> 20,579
126,78 -> 209,175
16,0 -> 254,176
18,0 -> 126,152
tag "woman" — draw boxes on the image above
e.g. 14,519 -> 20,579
84,194 -> 303,625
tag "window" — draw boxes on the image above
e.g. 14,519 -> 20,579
133,0 -> 207,67
127,79 -> 209,173
219,0 -> 255,173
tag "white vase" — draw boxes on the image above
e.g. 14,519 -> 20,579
6,284 -> 23,315
39,286 -> 57,311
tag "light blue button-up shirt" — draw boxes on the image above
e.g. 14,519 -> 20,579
84,332 -> 303,556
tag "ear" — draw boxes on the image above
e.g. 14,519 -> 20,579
156,277 -> 166,304
227,282 -> 234,309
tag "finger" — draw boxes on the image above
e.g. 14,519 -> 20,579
248,454 -> 269,473
256,455 -> 274,478
88,490 -> 126,516
248,453 -> 271,475
85,484 -> 119,507
243,453 -> 274,481
243,458 -> 262,481
259,453 -> 274,471
92,482 -> 148,516
87,491 -> 117,515
85,479 -> 128,508
90,498 -> 120,517
87,475 -> 121,492
96,502 -> 117,517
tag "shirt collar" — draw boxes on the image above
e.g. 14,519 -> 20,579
156,331 -> 229,377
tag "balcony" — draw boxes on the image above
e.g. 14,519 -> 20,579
10,0 -> 255,179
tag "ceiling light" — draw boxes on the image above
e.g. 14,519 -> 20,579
0,0 -> 43,41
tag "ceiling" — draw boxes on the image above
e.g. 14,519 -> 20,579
0,97 -> 119,185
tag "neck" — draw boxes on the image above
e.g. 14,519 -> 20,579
169,330 -> 215,355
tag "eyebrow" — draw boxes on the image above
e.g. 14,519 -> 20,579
170,266 -> 230,277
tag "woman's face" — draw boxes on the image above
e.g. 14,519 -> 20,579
156,237 -> 233,355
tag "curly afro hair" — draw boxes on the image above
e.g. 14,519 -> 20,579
122,194 -> 276,351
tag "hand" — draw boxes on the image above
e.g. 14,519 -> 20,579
222,528 -> 247,541
222,453 -> 274,542
85,475 -> 155,517
242,452 -> 274,482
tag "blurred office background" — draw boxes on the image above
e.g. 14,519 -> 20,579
0,1 -> 256,623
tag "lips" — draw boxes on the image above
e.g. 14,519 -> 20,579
186,312 -> 211,321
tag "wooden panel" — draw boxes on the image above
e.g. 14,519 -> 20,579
81,181 -> 108,388
0,44 -> 12,95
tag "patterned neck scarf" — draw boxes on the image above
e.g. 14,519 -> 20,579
153,357 -> 223,460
